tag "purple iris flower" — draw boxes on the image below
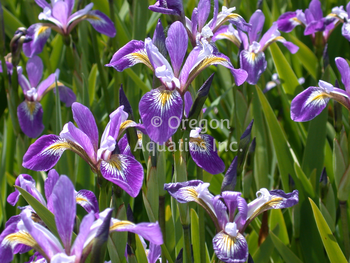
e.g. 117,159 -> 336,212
291,57 -> 350,122
23,0 -> 116,57
216,9 -> 298,84
7,170 -> 99,217
326,3 -> 350,42
149,0 -> 185,20
0,176 -> 163,262
264,73 -> 305,93
17,56 -> 76,138
22,102 -> 144,197
277,0 -> 338,43
164,180 -> 298,263
106,20 -> 247,144
188,127 -> 225,175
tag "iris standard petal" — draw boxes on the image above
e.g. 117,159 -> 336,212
240,50 -> 267,85
212,231 -> 248,263
248,10 -> 265,43
184,91 -> 193,118
82,10 -> 116,38
189,133 -> 225,174
166,21 -> 188,77
45,169 -> 60,211
212,196 -> 229,230
100,154 -> 144,198
76,190 -> 99,218
51,175 -> 76,252
110,220 -> 163,245
71,212 -> 95,261
106,40 -> 152,71
17,101 -> 44,138
139,88 -> 183,144
23,24 -> 51,58
335,57 -> 350,93
308,0 -> 323,21
52,1 -> 69,31
18,74 -> 32,94
290,86 -> 331,122
148,242 -> 161,263
72,102 -> 99,152
153,19 -> 167,57
34,0 -> 50,9
221,191 -> 247,229
26,56 -> 43,87
22,134 -> 71,171
36,72 -> 57,100
101,106 -> 128,142
67,3 -> 94,24
197,0 -> 211,31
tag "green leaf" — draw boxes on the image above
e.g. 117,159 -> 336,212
124,68 -> 151,93
270,231 -> 303,263
135,234 -> 148,262
269,209 -> 290,245
337,165 -> 350,201
309,198 -> 347,263
287,34 -> 318,80
294,163 -> 315,198
333,138 -> 347,188
255,85 -> 297,192
15,186 -> 60,238
2,6 -> 24,37
191,209 -> 200,263
88,64 -> 98,106
269,43 -> 301,97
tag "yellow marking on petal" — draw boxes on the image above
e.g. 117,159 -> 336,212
127,52 -> 153,71
311,93 -> 332,101
110,220 -> 134,231
217,13 -> 243,28
26,101 -> 37,115
190,137 -> 207,151
120,120 -> 134,130
291,17 -> 302,23
159,90 -> 172,106
46,81 -> 65,92
4,231 -> 38,248
37,26 -> 49,35
219,33 -> 241,47
248,197 -> 284,220
189,56 -> 227,82
76,197 -> 88,203
81,14 -> 101,20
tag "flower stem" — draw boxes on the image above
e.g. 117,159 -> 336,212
183,224 -> 192,263
340,201 -> 350,258
159,195 -> 166,261
197,166 -> 206,263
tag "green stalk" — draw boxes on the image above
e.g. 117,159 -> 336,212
9,67 -> 20,135
339,201 -> 350,258
90,29 -> 111,113
197,166 -> 206,263
183,224 -> 192,263
55,79 -> 62,134
98,176 -> 110,211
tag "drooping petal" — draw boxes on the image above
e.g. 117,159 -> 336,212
67,3 -> 94,24
76,190 -> 99,218
246,188 -> 299,222
51,175 -> 76,252
239,49 -> 267,85
22,24 -> 51,58
7,174 -> 46,206
60,122 -> 97,164
277,11 -> 304,32
21,209 -> 64,259
106,40 -> 152,71
212,24 -> 241,47
248,10 -> 265,43
72,102 -> 99,152
71,212 -> 95,262
335,57 -> 350,93
148,0 -> 184,17
212,231 -> 248,263
164,180 -> 215,215
139,88 -> 183,144
197,0 -> 211,31
189,133 -> 225,174
22,134 -> 71,171
17,101 -> 44,138
55,85 -> 76,107
110,220 -> 163,245
100,154 -> 144,198
26,56 -> 43,87
81,10 -> 116,38
290,86 -> 331,122
166,21 -> 188,77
